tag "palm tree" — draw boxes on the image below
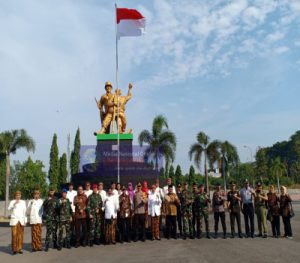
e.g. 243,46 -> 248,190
219,140 -> 239,192
138,115 -> 176,172
270,157 -> 286,193
189,132 -> 219,193
0,129 -> 35,217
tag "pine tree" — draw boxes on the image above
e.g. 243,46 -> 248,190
159,167 -> 165,180
48,134 -> 59,190
174,165 -> 182,185
71,128 -> 81,175
59,153 -> 68,186
188,165 -> 196,185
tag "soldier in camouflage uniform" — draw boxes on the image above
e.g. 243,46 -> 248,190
57,189 -> 73,250
43,188 -> 59,251
180,182 -> 194,239
193,184 -> 211,239
87,184 -> 103,246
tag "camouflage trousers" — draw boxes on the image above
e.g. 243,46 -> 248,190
45,220 -> 57,247
89,215 -> 101,241
193,210 -> 209,236
58,221 -> 71,246
182,211 -> 194,237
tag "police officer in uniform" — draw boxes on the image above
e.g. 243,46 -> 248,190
227,182 -> 243,238
212,183 -> 227,239
254,182 -> 268,238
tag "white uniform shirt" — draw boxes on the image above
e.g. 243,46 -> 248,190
27,199 -> 43,225
8,200 -> 27,226
66,190 -> 77,213
104,195 -> 119,219
84,189 -> 93,198
148,191 -> 162,217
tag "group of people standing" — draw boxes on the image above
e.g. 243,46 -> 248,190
7,177 -> 294,255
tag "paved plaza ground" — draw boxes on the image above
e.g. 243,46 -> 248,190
0,204 -> 299,263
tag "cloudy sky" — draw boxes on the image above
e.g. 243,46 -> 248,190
1,0 -> 300,174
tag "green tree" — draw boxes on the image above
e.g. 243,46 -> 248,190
59,153 -> 68,186
71,128 -> 81,175
188,165 -> 196,185
48,134 -> 59,190
169,165 -> 175,179
0,159 -> 5,200
159,167 -> 165,180
138,115 -> 176,171
189,132 -> 219,193
219,140 -> 239,191
11,157 -> 47,199
255,148 -> 269,183
0,129 -> 35,216
174,165 -> 182,185
270,157 -> 286,192
289,161 -> 300,184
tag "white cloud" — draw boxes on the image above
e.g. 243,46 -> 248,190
266,31 -> 285,42
274,46 -> 289,54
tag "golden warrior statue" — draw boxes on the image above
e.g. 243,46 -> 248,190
96,82 -> 132,134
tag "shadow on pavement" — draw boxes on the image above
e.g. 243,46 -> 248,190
0,243 -> 33,255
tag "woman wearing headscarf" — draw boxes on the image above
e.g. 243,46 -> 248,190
267,185 -> 280,238
279,186 -> 293,239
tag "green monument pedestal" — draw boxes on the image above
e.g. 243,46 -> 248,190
96,133 -> 133,140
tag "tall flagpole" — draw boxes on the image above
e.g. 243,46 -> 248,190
115,3 -> 120,183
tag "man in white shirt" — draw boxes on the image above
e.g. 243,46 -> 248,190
104,188 -> 119,244
148,184 -> 162,240
240,179 -> 255,238
27,189 -> 43,252
84,182 -> 93,198
66,183 -> 77,213
8,191 -> 27,255
66,183 -> 77,243
163,177 -> 176,197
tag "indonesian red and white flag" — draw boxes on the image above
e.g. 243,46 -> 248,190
116,7 -> 146,39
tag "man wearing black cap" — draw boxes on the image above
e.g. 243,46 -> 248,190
74,186 -> 88,247
133,182 -> 147,242
227,182 -> 242,238
240,179 -> 255,238
164,185 -> 180,239
176,183 -> 183,237
57,189 -> 73,250
119,186 -> 132,243
212,183 -> 227,239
